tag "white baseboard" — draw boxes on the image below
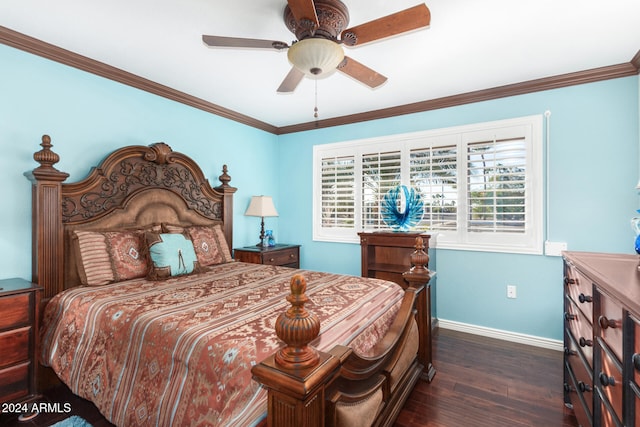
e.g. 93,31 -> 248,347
437,319 -> 563,352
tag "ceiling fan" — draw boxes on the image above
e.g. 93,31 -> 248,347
202,0 -> 431,93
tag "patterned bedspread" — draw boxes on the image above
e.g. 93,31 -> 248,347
40,262 -> 404,427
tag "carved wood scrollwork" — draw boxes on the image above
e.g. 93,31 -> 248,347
61,143 -> 225,224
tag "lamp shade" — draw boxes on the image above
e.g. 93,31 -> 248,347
245,196 -> 279,217
287,38 -> 345,77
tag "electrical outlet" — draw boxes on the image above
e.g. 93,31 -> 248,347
507,285 -> 517,299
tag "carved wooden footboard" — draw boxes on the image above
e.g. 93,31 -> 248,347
252,237 -> 433,427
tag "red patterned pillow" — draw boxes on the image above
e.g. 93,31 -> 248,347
74,229 -> 152,286
107,231 -> 149,281
188,225 -> 233,266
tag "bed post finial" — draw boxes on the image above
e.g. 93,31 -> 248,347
408,236 -> 429,275
218,164 -> 231,187
33,135 -> 63,174
274,274 -> 321,369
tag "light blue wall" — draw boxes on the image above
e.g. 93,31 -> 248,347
0,44 -> 279,279
2,43 -> 638,341
277,77 -> 639,341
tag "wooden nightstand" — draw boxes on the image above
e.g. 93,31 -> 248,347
0,278 -> 41,405
234,244 -> 300,268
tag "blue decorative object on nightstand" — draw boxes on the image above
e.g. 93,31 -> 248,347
632,210 -> 640,254
265,230 -> 276,247
381,185 -> 424,231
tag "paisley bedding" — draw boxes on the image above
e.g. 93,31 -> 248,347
40,261 -> 404,427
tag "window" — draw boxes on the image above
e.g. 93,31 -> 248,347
313,115 -> 543,254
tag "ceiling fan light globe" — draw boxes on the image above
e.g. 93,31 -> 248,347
287,38 -> 344,77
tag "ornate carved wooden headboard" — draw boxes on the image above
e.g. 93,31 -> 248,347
26,135 -> 237,302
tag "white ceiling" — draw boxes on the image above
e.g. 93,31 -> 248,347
2,0 -> 640,128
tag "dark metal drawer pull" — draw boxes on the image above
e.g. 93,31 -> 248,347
632,353 -> 640,372
578,293 -> 592,304
579,337 -> 593,347
599,372 -> 616,387
578,381 -> 592,392
598,315 -> 618,330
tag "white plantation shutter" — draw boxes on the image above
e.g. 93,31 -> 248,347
361,150 -> 401,229
410,144 -> 458,231
466,137 -> 526,233
320,155 -> 355,229
313,115 -> 542,254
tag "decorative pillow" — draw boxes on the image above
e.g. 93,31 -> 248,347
162,224 -> 233,266
73,229 -> 150,286
146,232 -> 200,280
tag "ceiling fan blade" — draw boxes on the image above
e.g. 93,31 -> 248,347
340,4 -> 431,47
202,35 -> 289,50
337,56 -> 387,89
277,67 -> 306,93
286,0 -> 319,29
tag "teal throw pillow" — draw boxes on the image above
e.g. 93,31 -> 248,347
146,232 -> 200,280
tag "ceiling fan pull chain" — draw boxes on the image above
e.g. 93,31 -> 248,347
314,79 -> 319,119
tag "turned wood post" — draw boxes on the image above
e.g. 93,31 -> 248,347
403,236 -> 436,382
214,164 -> 236,250
252,275 -> 340,427
24,135 -> 69,301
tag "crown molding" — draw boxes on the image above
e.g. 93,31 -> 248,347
2,25 -> 638,136
0,26 -> 278,134
277,60 -> 640,134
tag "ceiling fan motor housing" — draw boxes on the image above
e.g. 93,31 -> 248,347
284,0 -> 350,42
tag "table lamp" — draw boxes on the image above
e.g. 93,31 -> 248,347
245,195 -> 279,247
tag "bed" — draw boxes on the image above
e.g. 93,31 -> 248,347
28,136 -> 434,427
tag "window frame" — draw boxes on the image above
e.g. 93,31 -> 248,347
312,115 -> 544,254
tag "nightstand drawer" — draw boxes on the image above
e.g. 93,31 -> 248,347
0,361 -> 29,403
0,327 -> 30,369
0,278 -> 41,405
0,294 -> 30,330
263,248 -> 298,266
234,244 -> 301,268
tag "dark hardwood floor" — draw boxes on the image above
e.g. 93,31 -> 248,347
395,328 -> 579,427
1,328 -> 578,427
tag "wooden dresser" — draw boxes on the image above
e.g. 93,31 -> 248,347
358,231 -> 431,289
563,251 -> 640,426
0,278 -> 41,405
234,244 -> 300,268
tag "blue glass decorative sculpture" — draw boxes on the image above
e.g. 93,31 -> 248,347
632,210 -> 640,254
381,185 -> 424,231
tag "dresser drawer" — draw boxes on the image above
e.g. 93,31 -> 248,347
632,382 -> 640,427
596,289 -> 623,361
599,396 -> 623,427
633,315 -> 640,388
564,261 -> 594,323
597,339 -> 623,424
262,248 -> 299,266
566,332 -> 594,415
566,296 -> 593,366
0,362 -> 29,404
0,327 -> 30,369
0,294 -> 30,330
565,358 -> 593,427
